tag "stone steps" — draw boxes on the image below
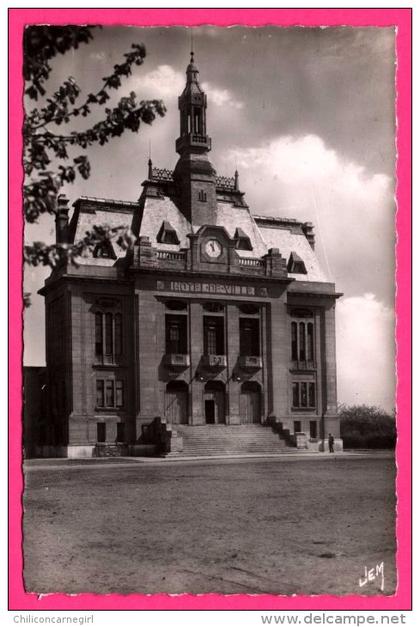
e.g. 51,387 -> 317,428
173,425 -> 292,457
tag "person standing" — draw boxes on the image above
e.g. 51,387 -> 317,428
328,433 -> 335,453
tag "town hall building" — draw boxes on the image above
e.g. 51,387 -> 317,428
38,53 -> 343,457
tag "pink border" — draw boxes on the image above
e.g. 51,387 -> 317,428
9,8 -> 412,611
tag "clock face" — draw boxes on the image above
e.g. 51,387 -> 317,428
204,239 -> 222,259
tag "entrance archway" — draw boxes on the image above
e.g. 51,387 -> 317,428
165,381 -> 189,424
240,382 -> 261,424
204,381 -> 226,424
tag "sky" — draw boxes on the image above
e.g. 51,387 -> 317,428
24,25 -> 397,411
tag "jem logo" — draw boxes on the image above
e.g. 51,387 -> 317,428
359,562 -> 385,591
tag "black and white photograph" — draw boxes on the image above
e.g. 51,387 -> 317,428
22,24 -> 397,597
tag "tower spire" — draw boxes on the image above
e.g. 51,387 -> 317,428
175,51 -> 211,156
173,52 -> 217,224
190,27 -> 194,63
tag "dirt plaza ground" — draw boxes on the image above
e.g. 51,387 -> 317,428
23,454 -> 396,596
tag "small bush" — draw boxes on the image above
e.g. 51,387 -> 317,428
339,405 -> 396,449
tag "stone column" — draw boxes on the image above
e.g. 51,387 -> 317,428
136,287 -> 160,433
68,287 -> 90,447
269,293 -> 289,420
321,300 -> 342,451
189,301 -> 204,424
226,303 -> 240,424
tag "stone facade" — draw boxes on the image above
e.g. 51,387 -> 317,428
39,54 -> 342,457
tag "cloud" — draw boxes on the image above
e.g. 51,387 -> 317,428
134,64 -> 184,99
336,294 -> 395,411
223,135 -> 396,410
223,134 -> 395,305
89,51 -> 106,61
201,82 -> 244,109
133,67 -> 244,111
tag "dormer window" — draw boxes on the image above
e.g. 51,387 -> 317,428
157,221 -> 180,245
93,241 -> 116,259
198,190 -> 207,202
287,251 -> 307,274
234,228 -> 253,251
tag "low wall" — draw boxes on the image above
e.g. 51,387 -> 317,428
31,444 -> 158,458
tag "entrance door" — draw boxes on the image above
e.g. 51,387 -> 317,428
205,400 -> 215,424
240,384 -> 261,424
165,383 -> 188,424
204,384 -> 225,424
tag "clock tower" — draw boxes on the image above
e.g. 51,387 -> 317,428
173,52 -> 219,226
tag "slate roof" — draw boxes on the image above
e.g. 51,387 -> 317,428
68,197 -> 135,266
255,216 -> 327,282
67,191 -> 328,283
203,201 -> 267,259
137,195 -> 192,250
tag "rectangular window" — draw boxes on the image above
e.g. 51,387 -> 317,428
105,380 -> 114,407
310,420 -> 317,439
292,381 -> 316,409
291,317 -> 315,364
116,422 -> 125,442
114,313 -> 122,356
291,321 -> 298,360
239,318 -> 260,356
293,421 -> 301,434
207,325 -> 217,353
96,380 -> 104,407
292,382 -> 299,407
115,380 -> 124,408
95,310 -> 124,361
193,107 -> 202,133
97,422 -> 106,443
204,316 -> 224,355
95,313 -> 103,356
308,382 -> 316,407
307,323 -> 314,361
299,322 -> 306,361
166,315 -> 188,353
301,382 -> 308,407
97,380 -> 125,409
105,313 -> 113,356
